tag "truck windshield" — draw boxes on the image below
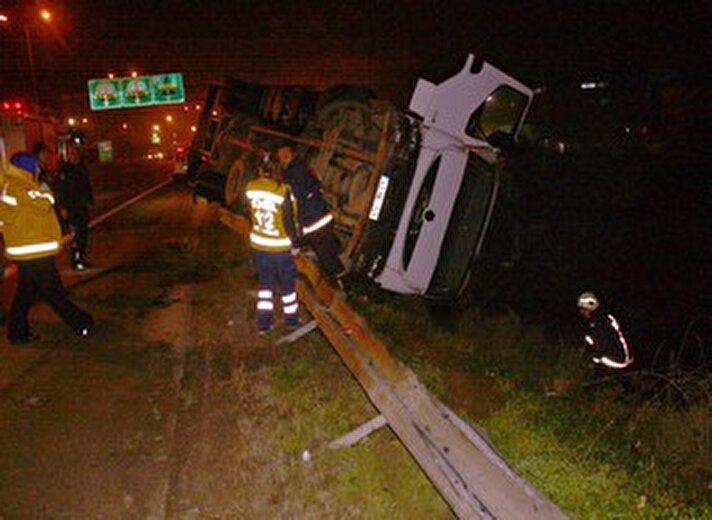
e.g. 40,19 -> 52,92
427,152 -> 498,298
465,85 -> 528,143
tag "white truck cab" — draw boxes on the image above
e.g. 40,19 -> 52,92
372,55 -> 534,297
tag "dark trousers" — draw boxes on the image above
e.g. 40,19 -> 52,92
305,223 -> 344,276
253,250 -> 299,331
8,256 -> 93,340
68,209 -> 90,258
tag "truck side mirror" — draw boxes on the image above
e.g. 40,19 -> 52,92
487,130 -> 515,152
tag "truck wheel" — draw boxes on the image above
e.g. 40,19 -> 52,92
224,158 -> 245,209
315,100 -> 380,152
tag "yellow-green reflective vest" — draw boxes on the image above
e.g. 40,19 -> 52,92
245,177 -> 293,253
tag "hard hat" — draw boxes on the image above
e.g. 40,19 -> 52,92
577,292 -> 599,311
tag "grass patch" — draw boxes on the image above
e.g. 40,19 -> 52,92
267,335 -> 452,518
354,295 -> 711,518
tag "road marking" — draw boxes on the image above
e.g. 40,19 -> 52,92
0,178 -> 175,392
2,178 -> 174,283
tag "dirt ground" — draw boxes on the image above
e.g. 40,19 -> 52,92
0,183 -> 450,518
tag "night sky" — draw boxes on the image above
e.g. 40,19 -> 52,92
0,1 -> 709,107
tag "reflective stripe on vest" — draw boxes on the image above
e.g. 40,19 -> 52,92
250,233 -> 292,249
246,190 -> 284,205
303,213 -> 333,235
6,240 -> 59,257
246,182 -> 292,251
598,356 -> 631,369
27,190 -> 55,205
605,314 -> 634,368
1,193 -> 18,206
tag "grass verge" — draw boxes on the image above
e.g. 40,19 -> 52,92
267,333 -> 453,518
356,295 -> 710,519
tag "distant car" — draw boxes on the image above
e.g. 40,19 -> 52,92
146,148 -> 164,160
173,145 -> 189,174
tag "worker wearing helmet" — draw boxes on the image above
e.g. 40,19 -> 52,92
0,152 -> 94,344
245,153 -> 300,335
577,292 -> 634,372
275,145 -> 346,281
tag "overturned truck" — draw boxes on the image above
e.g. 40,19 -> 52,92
190,55 -> 533,299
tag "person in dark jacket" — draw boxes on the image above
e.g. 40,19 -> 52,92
577,292 -> 634,375
0,152 -> 93,344
32,142 -> 51,186
275,144 -> 346,279
55,146 -> 94,270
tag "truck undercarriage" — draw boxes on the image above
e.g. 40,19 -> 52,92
189,55 -> 533,299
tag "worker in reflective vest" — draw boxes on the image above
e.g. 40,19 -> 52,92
276,145 -> 346,278
577,292 -> 634,373
0,152 -> 94,344
245,159 -> 300,335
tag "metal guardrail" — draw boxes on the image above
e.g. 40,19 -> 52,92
218,208 -> 568,520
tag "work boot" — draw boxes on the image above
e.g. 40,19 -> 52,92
258,326 -> 273,337
72,252 -> 93,271
284,319 -> 302,332
74,317 -> 94,339
74,326 -> 91,338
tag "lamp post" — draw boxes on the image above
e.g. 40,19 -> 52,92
0,8 -> 53,108
23,24 -> 39,106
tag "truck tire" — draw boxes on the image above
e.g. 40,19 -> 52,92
313,99 -> 381,153
317,85 -> 374,111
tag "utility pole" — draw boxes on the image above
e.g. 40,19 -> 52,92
23,24 -> 40,107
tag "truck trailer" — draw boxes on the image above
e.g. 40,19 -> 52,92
189,55 -> 534,299
0,101 -> 65,176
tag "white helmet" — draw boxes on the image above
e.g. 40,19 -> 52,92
577,292 -> 599,311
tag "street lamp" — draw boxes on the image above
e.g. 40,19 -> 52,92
0,8 -> 53,107
23,24 -> 40,106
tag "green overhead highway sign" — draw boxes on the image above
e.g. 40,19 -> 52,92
121,76 -> 152,107
88,73 -> 185,110
88,78 -> 122,110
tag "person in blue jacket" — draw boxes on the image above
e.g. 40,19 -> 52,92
275,145 -> 346,280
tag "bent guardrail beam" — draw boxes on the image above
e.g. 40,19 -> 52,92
219,207 -> 568,519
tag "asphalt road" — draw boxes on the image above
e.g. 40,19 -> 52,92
0,162 -> 450,518
0,168 -> 213,516
0,162 -> 264,516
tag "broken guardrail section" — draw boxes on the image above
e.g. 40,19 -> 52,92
219,208 -> 568,520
